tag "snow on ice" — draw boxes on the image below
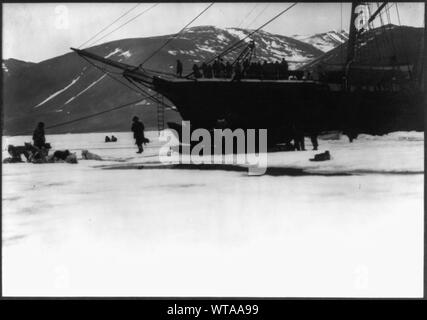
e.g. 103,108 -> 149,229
2,131 -> 424,297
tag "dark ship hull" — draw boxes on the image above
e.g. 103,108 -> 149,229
70,47 -> 425,145
152,77 -> 425,144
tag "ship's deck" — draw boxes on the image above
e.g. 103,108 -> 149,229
155,76 -> 319,84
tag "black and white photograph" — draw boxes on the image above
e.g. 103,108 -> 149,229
1,1 -> 425,298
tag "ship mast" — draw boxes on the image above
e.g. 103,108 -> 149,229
345,1 -> 389,89
345,1 -> 359,69
422,1 -> 426,91
414,2 -> 426,91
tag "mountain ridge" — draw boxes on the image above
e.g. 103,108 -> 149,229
293,30 -> 349,53
3,26 -> 330,135
4,25 -> 396,136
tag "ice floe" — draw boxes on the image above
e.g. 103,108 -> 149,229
1,130 -> 423,297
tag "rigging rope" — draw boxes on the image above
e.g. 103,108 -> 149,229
86,3 -> 159,48
395,2 -> 413,78
376,3 -> 396,59
372,3 -> 386,70
82,55 -> 149,95
237,3 -> 259,28
185,2 -> 298,78
78,3 -> 141,49
139,2 -> 215,67
81,56 -> 159,103
246,4 -> 270,30
42,86 -> 175,132
36,65 -> 176,133
45,98 -> 146,131
84,57 -> 175,109
375,2 -> 392,68
46,54 -> 174,121
69,4 -> 151,99
384,3 -> 398,64
43,2 -> 299,132
340,2 -> 343,65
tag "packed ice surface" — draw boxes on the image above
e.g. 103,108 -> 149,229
2,131 -> 424,297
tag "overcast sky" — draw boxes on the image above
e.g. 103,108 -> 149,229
3,2 -> 425,62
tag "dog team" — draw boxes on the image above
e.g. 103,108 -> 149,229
4,116 -> 149,164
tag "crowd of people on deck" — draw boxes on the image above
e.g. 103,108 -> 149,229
176,57 -> 315,81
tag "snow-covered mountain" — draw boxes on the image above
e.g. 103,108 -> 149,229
178,26 -> 324,69
3,24 -> 420,136
293,30 -> 349,53
3,26 -> 328,135
2,58 -> 35,77
302,25 -> 423,70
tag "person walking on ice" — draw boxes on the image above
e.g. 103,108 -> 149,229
131,116 -> 146,154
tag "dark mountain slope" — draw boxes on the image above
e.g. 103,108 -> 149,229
2,26 -> 346,135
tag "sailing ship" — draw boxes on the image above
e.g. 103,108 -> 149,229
71,2 -> 426,145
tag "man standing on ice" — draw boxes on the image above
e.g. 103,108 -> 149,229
32,122 -> 48,149
131,116 -> 145,154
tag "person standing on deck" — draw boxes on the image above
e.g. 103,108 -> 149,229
233,62 -> 242,81
274,61 -> 280,79
176,59 -> 183,78
33,122 -> 46,149
201,62 -> 208,78
219,58 -> 225,78
243,59 -> 250,78
280,58 -> 289,79
131,116 -> 145,154
192,64 -> 202,78
225,61 -> 233,78
212,59 -> 220,78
